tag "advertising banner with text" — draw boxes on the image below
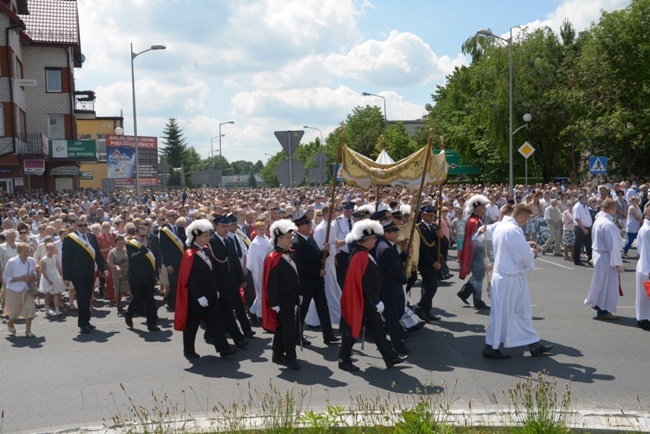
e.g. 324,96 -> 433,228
106,135 -> 159,186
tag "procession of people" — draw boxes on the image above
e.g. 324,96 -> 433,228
1,176 -> 649,369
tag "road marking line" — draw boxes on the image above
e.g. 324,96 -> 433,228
536,258 -> 573,270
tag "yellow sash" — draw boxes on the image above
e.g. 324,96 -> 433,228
236,229 -> 251,248
68,233 -> 95,261
128,239 -> 156,271
161,226 -> 184,253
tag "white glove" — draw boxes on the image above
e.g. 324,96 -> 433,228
299,295 -> 304,304
271,306 -> 280,313
197,296 -> 209,307
216,291 -> 220,299
376,301 -> 385,313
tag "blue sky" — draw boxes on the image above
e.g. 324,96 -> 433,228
75,0 -> 630,164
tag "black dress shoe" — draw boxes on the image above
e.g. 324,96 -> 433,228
244,330 -> 256,338
441,273 -> 455,280
386,354 -> 408,368
286,359 -> 300,370
638,320 -> 650,330
474,302 -> 490,310
483,346 -> 511,359
79,326 -> 91,334
426,313 -> 440,321
184,351 -> 201,360
301,337 -> 312,346
395,347 -> 410,355
272,354 -> 287,365
574,261 -> 585,266
87,323 -> 96,329
414,307 -> 431,323
235,339 -> 249,347
324,336 -> 341,344
338,360 -> 360,371
148,326 -> 161,332
125,315 -> 133,328
406,322 -> 425,333
529,343 -> 554,357
204,336 -> 214,345
457,292 -> 470,305
400,331 -> 411,340
219,347 -> 238,358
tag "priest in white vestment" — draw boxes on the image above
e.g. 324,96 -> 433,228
247,221 -> 273,319
584,198 -> 624,320
484,203 -> 554,359
635,205 -> 650,330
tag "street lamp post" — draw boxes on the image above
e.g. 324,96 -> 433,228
130,42 -> 165,199
218,121 -> 234,188
304,125 -> 323,187
362,92 -> 387,131
476,28 -> 514,194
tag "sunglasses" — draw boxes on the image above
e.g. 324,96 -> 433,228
77,224 -> 88,227
19,231 -> 28,234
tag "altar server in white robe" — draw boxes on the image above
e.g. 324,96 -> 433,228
483,203 -> 554,359
584,198 -> 625,320
247,221 -> 273,319
634,204 -> 650,330
306,204 -> 343,327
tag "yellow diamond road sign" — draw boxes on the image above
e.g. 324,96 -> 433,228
518,141 -> 535,159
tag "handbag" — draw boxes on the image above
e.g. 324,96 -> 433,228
26,261 -> 39,297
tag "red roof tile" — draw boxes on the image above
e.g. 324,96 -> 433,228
20,0 -> 79,45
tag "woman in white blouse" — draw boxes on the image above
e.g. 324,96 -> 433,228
4,242 -> 38,337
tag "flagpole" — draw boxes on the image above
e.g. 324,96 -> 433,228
322,122 -> 345,271
403,128 -> 433,273
436,135 -> 446,262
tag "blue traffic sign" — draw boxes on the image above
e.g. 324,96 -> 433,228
589,156 -> 607,174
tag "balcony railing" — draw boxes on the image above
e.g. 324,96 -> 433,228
16,133 -> 48,157
75,90 -> 96,112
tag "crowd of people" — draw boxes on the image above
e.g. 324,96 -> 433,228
1,176 -> 649,367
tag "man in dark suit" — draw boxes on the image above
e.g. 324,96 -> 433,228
332,202 -> 355,290
144,220 -> 162,281
124,224 -> 160,331
159,210 -> 186,310
292,214 -> 339,345
206,215 -> 249,346
374,221 -> 409,354
62,216 -> 107,334
414,206 -> 442,322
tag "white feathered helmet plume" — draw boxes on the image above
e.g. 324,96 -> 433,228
465,194 -> 490,214
185,219 -> 213,247
270,219 -> 298,245
345,219 -> 384,243
399,204 -> 412,216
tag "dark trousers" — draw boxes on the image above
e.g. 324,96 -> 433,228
441,236 -> 450,261
71,274 -> 94,328
298,282 -> 335,339
244,269 -> 256,309
405,270 -> 418,295
335,252 -> 349,290
417,265 -> 438,312
273,305 -> 298,361
339,311 -> 397,364
127,282 -> 158,327
184,301 -> 229,354
382,295 -> 406,351
574,228 -> 592,263
166,266 -> 179,308
213,290 -> 245,344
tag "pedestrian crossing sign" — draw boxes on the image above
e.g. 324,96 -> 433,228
589,156 -> 607,174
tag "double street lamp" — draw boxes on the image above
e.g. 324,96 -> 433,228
362,92 -> 387,131
130,43 -> 165,199
476,27 -> 515,194
218,121 -> 234,187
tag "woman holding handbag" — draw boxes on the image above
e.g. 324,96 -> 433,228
4,242 -> 38,337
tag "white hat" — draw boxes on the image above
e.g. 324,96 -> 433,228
399,204 -> 412,216
466,194 -> 489,213
270,219 -> 297,244
345,220 -> 384,243
185,219 -> 213,247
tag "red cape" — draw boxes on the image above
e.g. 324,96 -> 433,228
459,214 -> 481,279
174,247 -> 196,331
340,249 -> 368,339
261,251 -> 283,332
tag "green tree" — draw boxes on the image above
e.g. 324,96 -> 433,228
160,117 -> 188,168
231,160 -> 254,175
248,172 -> 257,188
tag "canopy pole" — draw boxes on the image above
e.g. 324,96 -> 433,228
322,122 -> 345,271
403,128 -> 434,273
436,135 -> 446,261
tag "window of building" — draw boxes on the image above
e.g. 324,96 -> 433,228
45,68 -> 62,93
15,57 -> 23,80
48,115 -> 65,139
18,109 -> 26,136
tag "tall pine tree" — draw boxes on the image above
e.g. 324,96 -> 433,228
160,118 -> 188,186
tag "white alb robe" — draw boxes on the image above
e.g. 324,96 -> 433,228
584,213 -> 623,313
247,235 -> 273,318
485,216 -> 540,349
305,219 -> 341,327
635,219 -> 650,321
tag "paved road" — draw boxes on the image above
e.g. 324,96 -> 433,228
1,250 -> 648,433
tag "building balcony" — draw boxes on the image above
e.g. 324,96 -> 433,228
75,90 -> 96,112
16,133 -> 49,158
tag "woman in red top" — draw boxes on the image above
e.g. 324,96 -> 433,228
97,221 -> 116,300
